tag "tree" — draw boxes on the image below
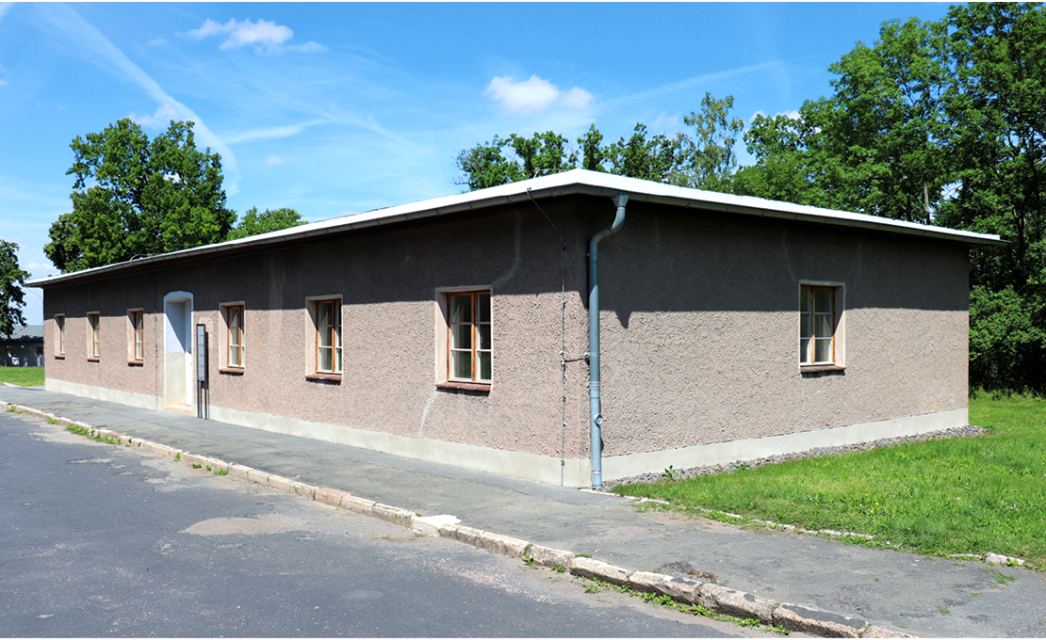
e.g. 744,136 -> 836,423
682,93 -> 746,191
0,239 -> 29,340
226,207 -> 305,241
455,94 -> 746,192
454,132 -> 577,191
45,119 -> 234,273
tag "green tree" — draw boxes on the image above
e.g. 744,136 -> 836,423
737,17 -> 951,223
455,94 -> 746,192
226,207 -> 305,241
0,239 -> 29,340
454,132 -> 577,191
682,92 -> 746,191
44,119 -> 234,273
604,124 -> 689,184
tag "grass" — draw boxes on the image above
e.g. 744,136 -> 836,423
0,366 -> 44,387
611,396 -> 1046,570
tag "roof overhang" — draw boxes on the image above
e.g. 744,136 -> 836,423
28,169 -> 1007,288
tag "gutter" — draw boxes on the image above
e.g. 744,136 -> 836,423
588,193 -> 629,489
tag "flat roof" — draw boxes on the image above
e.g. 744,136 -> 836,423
29,168 -> 1006,287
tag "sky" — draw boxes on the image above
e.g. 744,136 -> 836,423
1,2 -> 956,325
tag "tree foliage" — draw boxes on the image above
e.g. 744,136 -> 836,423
226,207 -> 305,241
455,93 -> 744,192
0,239 -> 29,340
45,119 -> 235,273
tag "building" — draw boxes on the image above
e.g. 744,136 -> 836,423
29,170 -> 1005,487
1,325 -> 44,367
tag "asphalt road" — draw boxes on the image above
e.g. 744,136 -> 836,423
0,410 -> 783,638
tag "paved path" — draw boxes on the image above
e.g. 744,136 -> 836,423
3,385 -> 1045,637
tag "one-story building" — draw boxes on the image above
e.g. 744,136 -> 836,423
1,325 -> 44,367
30,170 -> 1005,487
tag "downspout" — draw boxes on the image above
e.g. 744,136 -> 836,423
588,193 -> 629,489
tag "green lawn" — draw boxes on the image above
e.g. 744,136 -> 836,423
612,396 -> 1046,569
0,366 -> 44,387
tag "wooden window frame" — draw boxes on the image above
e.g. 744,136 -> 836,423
87,312 -> 101,360
221,303 -> 245,372
129,309 -> 144,364
54,314 -> 65,358
444,289 -> 491,386
311,298 -> 342,378
799,283 -> 845,371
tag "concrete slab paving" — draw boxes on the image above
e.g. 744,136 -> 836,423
3,385 -> 1045,637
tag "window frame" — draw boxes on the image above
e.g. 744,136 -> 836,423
54,314 -> 66,358
437,287 -> 492,390
128,309 -> 144,364
799,282 -> 845,371
305,296 -> 342,381
87,312 -> 101,360
219,303 -> 245,373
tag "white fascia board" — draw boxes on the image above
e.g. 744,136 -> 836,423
27,169 -> 1005,287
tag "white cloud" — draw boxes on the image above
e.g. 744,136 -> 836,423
561,86 -> 593,110
130,103 -> 179,128
187,18 -> 324,53
265,155 -> 284,167
651,112 -> 680,131
485,75 -> 593,115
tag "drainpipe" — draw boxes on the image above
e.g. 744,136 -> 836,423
588,193 -> 629,489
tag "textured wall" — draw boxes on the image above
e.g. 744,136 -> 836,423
591,201 -> 970,457
41,194 -> 970,465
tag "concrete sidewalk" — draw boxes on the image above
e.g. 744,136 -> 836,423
3,385 -> 1044,638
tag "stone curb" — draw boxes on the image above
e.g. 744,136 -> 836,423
9,401 -> 914,638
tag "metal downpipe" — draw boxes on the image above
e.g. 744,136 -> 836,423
588,193 -> 629,489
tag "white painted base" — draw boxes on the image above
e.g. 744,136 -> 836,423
47,378 -> 165,413
42,378 -> 966,488
601,408 -> 969,482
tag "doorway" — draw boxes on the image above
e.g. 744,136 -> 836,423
163,292 -> 194,410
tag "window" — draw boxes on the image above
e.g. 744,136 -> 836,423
54,315 -> 65,357
222,304 -> 245,369
799,284 -> 843,367
314,299 -> 341,374
87,313 -> 100,359
129,310 -> 144,363
446,290 -> 491,384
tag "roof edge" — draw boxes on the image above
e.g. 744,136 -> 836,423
27,169 -> 1007,288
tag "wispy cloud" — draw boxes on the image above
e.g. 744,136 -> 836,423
606,60 -> 795,109
35,4 -> 241,194
485,75 -> 593,115
265,155 -> 284,167
223,119 -> 326,145
0,2 -> 12,24
187,18 -> 325,53
130,103 -> 179,128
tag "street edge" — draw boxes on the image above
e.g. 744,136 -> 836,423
9,402 -> 914,639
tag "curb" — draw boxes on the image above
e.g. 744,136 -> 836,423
7,401 -> 913,638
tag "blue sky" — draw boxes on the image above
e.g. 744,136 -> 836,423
1,2 -> 954,325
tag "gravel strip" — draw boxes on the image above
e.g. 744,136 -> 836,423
601,424 -> 988,490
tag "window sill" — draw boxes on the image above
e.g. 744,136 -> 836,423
800,364 -> 845,374
305,372 -> 342,384
437,381 -> 491,393
54,355 -> 65,360
127,360 -> 144,367
219,367 -> 245,375
87,357 -> 100,363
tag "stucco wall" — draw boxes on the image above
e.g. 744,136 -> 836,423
44,197 -> 594,462
591,201 -> 970,457
41,194 -> 970,483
